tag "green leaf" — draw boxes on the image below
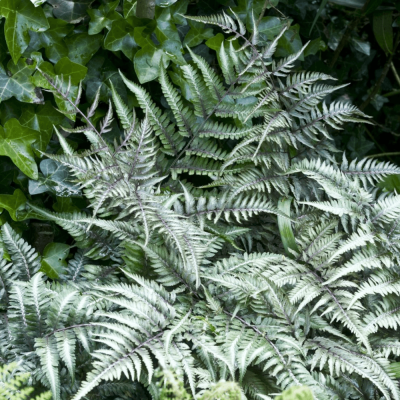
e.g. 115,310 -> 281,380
66,33 -> 103,66
155,6 -> 181,44
47,0 -> 94,23
183,20 -> 214,48
275,25 -> 304,61
52,196 -> 80,213
377,174 -> 400,192
0,0 -> 49,64
0,58 -> 43,104
205,33 -> 224,51
88,0 -> 121,35
19,102 -> 64,153
40,242 -> 70,279
304,37 -> 326,57
134,44 -> 166,83
54,57 -> 88,85
31,18 -> 74,63
277,197 -> 299,258
350,37 -> 371,55
0,189 -> 27,221
29,159 -> 81,197
276,386 -> 313,400
0,118 -> 40,179
258,16 -> 288,40
373,10 -> 393,54
104,17 -> 141,59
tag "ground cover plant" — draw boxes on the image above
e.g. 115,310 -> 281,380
1,0 -> 400,399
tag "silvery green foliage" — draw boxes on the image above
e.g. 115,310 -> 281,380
3,9 -> 400,400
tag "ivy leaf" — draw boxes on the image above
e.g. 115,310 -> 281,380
0,58 -> 43,104
40,242 -> 70,279
29,159 -> 81,197
47,0 -> 94,23
88,0 -> 122,35
104,17 -> 141,59
155,7 -> 181,44
205,33 -> 224,51
0,118 -> 40,179
275,24 -> 304,61
134,45 -> 166,83
19,102 -> 64,153
52,196 -> 80,213
258,17 -> 288,40
183,20 -> 214,48
66,33 -> 103,65
84,52 -> 128,103
0,189 -> 27,221
30,18 -> 74,63
0,0 -> 49,64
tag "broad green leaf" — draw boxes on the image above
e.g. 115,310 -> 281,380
155,6 -> 181,44
88,0 -> 121,35
275,25 -> 304,60
54,57 -> 88,84
29,159 -> 81,197
258,16 -> 288,40
304,37 -> 326,57
52,196 -> 80,213
277,197 -> 299,258
30,18 -> 73,63
66,33 -> 103,66
0,0 -> 49,63
134,44 -> 166,83
19,102 -> 64,153
183,20 -> 214,48
40,242 -> 70,279
377,174 -> 400,192
162,40 -> 187,65
0,189 -> 27,221
205,33 -> 224,51
0,58 -> 43,104
373,10 -> 393,54
350,37 -> 371,55
84,52 -> 128,103
104,17 -> 141,59
47,0 -> 94,23
0,118 -> 40,179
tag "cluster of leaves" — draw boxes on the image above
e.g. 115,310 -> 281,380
276,0 -> 400,186
1,0 -> 400,400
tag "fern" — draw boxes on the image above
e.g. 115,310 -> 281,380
3,5 -> 400,400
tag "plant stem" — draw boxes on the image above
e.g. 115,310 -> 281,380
383,89 -> 400,97
366,152 -> 400,159
329,0 -> 374,69
360,31 -> 400,111
136,0 -> 155,19
391,62 -> 400,87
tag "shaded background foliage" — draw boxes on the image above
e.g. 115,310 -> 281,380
0,0 -> 398,307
